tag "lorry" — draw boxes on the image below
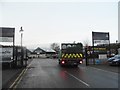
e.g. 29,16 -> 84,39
58,43 -> 83,67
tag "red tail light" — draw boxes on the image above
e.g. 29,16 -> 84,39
62,61 -> 65,64
80,61 -> 83,64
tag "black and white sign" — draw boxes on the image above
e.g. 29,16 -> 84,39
92,32 -> 109,40
0,37 -> 13,42
0,47 -> 13,61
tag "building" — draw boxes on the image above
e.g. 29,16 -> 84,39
30,47 -> 56,58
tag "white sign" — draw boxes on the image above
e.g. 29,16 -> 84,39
94,40 -> 109,44
0,37 -> 13,42
99,54 -> 107,59
118,48 -> 120,54
0,47 -> 13,58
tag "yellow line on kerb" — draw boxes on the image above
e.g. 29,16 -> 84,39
9,63 -> 31,89
13,67 -> 28,89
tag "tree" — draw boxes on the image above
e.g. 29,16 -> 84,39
50,43 -> 60,53
83,39 -> 91,47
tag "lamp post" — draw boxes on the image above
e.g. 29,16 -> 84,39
19,27 -> 24,67
19,27 -> 24,47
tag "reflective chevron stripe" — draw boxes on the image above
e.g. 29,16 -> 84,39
62,53 -> 83,58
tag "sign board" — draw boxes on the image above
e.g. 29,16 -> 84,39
119,2 -> 120,43
92,32 -> 109,40
0,27 -> 15,37
0,47 -> 13,61
94,40 -> 109,44
99,54 -> 107,59
0,37 -> 13,42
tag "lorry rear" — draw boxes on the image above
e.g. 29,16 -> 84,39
59,43 -> 83,67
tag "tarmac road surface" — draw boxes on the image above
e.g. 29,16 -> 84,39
12,58 -> 118,88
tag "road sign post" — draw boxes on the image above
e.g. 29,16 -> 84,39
85,47 -> 88,66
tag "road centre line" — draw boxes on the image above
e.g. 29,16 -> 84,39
64,71 -> 90,87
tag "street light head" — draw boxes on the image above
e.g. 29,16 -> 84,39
116,40 -> 118,43
19,27 -> 24,32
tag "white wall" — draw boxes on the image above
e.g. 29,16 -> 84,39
118,1 -> 120,43
118,48 -> 120,54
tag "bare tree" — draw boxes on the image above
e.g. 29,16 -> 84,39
83,39 -> 91,47
50,43 -> 60,53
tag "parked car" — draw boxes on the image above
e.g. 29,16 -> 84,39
107,57 -> 116,62
108,55 -> 120,66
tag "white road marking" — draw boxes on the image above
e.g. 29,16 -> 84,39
64,71 -> 90,87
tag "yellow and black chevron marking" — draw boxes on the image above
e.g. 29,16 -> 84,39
62,53 -> 83,58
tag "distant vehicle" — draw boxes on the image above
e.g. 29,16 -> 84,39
52,54 -> 58,59
107,55 -> 120,61
58,43 -> 83,67
108,55 -> 120,66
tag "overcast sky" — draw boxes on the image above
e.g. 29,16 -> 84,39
0,0 -> 119,49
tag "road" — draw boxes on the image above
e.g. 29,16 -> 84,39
12,58 -> 118,88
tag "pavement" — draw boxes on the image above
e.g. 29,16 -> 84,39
82,59 -> 119,73
2,58 -> 33,89
2,67 -> 23,88
87,64 -> 119,73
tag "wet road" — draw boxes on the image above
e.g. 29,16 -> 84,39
15,58 -> 118,88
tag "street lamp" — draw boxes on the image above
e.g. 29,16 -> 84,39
19,27 -> 24,67
19,27 -> 24,47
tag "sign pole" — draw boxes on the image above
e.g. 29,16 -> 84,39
108,33 -> 111,57
13,31 -> 15,68
85,47 -> 88,66
92,32 -> 95,65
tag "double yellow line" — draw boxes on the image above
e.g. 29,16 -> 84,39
9,63 -> 31,89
